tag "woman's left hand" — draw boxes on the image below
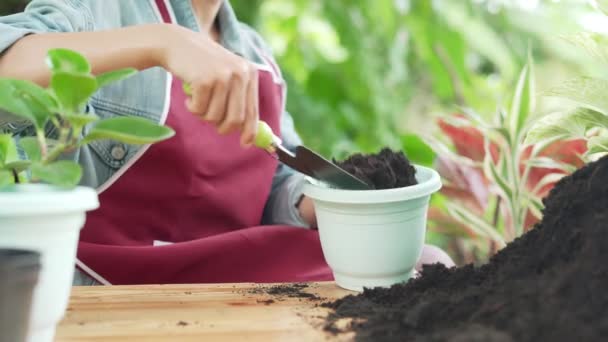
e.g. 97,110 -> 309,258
298,196 -> 317,228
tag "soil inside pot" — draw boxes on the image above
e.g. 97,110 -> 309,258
334,148 -> 417,189
323,155 -> 608,341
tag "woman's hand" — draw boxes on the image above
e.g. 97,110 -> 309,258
160,24 -> 259,146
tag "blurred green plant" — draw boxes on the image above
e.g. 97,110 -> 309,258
526,4 -> 608,158
232,0 -> 598,163
233,0 -> 520,161
425,57 -> 587,263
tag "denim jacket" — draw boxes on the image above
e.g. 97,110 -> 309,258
0,0 -> 308,227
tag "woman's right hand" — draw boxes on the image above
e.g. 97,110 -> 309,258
159,24 -> 259,147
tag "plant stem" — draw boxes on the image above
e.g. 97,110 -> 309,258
492,196 -> 501,227
71,124 -> 85,146
434,44 -> 466,106
44,143 -> 66,165
36,130 -> 48,160
490,196 -> 501,254
58,126 -> 70,146
42,116 -> 75,164
12,169 -> 19,184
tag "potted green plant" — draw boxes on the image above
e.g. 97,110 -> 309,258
0,48 -> 174,342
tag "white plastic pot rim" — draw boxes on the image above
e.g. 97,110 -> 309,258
303,165 -> 442,204
0,184 -> 99,216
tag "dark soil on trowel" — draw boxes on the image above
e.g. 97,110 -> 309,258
323,155 -> 608,341
334,148 -> 417,189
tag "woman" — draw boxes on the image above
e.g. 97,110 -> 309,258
0,0 -> 454,285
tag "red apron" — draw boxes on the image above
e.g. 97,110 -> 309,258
76,0 -> 332,285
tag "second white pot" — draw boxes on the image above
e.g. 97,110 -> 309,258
0,184 -> 99,342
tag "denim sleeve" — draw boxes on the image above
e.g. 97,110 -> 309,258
0,0 -> 93,132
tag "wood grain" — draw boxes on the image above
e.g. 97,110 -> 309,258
55,282 -> 354,341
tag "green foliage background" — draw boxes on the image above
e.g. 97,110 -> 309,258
230,0 -> 601,163
1,0 -> 598,163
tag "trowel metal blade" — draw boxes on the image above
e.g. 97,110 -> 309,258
275,145 -> 370,190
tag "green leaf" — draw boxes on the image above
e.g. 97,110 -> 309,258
64,113 -> 99,127
0,134 -> 19,166
445,202 -> 506,247
525,108 -> 608,145
0,134 -> 11,165
458,107 -> 511,145
50,72 -> 98,112
0,170 -> 13,188
509,55 -> 535,139
596,0 -> 608,16
524,157 -> 577,174
526,195 -> 544,221
528,135 -> 564,160
587,131 -> 608,155
31,161 -> 82,187
438,1 -> 517,77
401,134 -> 435,167
0,78 -> 56,129
545,77 -> 608,115
560,33 -> 608,65
483,144 -> 513,200
46,48 -> 91,74
423,134 -> 480,168
2,160 -> 32,173
82,116 -> 175,145
96,68 -> 137,89
19,137 -> 42,162
530,172 -> 566,196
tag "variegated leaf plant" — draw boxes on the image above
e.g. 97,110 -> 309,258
425,54 -> 586,262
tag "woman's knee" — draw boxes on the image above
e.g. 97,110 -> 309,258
415,244 -> 455,272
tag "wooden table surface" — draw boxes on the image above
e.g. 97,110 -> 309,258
55,282 -> 354,341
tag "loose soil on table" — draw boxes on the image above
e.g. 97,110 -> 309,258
334,148 -> 417,189
246,283 -> 324,302
324,155 -> 608,341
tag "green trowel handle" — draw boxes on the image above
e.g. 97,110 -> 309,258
255,121 -> 278,150
182,83 -> 278,151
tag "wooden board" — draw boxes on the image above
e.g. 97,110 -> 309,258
55,282 -> 354,341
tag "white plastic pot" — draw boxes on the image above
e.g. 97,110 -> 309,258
0,184 -> 99,342
303,165 -> 441,292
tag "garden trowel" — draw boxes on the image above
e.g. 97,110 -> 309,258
255,122 -> 370,190
182,83 -> 369,190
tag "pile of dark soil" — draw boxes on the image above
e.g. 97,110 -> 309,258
334,148 -> 417,189
324,156 -> 608,341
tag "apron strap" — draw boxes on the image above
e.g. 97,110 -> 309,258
153,0 -> 174,24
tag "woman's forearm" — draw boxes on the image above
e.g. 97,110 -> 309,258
0,20 -> 260,144
0,23 -> 172,85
